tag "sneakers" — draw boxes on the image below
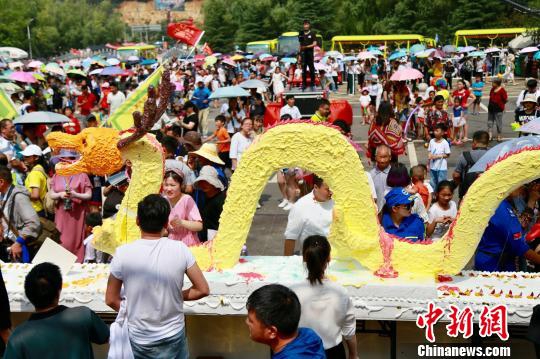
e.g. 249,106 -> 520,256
278,199 -> 289,208
283,202 -> 293,211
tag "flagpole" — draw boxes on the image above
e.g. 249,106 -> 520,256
184,31 -> 205,60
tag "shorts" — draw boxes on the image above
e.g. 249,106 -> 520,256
453,116 -> 466,128
370,96 -> 377,106
473,96 -> 482,104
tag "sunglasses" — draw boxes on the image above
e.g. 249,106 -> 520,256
398,203 -> 413,210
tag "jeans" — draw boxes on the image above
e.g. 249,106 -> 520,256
487,111 -> 503,135
430,169 -> 447,192
130,328 -> 189,359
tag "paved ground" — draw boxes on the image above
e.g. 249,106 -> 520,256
207,78 -> 527,256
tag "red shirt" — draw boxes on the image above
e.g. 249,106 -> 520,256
452,89 -> 471,108
63,116 -> 81,135
488,87 -> 508,113
77,92 -> 97,116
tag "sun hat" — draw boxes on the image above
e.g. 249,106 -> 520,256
522,93 -> 538,104
194,165 -> 225,191
20,144 -> 43,157
190,143 -> 225,165
51,149 -> 80,165
385,187 -> 416,208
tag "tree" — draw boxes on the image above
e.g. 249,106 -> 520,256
203,0 -> 238,52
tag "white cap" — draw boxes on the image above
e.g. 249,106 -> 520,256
20,144 -> 43,157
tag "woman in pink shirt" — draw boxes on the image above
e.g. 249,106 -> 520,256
162,170 -> 202,246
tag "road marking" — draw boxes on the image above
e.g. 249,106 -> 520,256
407,141 -> 418,167
479,103 -> 488,112
268,173 -> 277,183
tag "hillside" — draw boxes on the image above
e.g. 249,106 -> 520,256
118,0 -> 204,26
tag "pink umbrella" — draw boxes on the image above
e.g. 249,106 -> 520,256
519,46 -> 539,54
390,68 -> 423,82
9,71 -> 38,83
429,49 -> 445,59
357,51 -> 375,60
222,59 -> 236,67
27,60 -> 43,68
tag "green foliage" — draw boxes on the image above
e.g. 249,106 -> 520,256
203,0 -> 528,52
0,0 -> 125,58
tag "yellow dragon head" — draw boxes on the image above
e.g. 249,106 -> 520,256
46,128 -> 124,177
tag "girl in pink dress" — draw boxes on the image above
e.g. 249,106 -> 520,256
49,171 -> 92,262
162,170 -> 202,246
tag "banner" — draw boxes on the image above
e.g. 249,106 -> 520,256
108,65 -> 164,131
0,89 -> 17,119
155,0 -> 185,11
167,19 -> 204,46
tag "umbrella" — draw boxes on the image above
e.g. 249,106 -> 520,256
469,51 -> 485,58
44,63 -> 65,77
13,111 -> 71,125
325,51 -> 343,59
469,136 -> 540,173
534,51 -> 540,61
106,58 -> 120,66
258,53 -> 272,60
388,51 -> 407,61
32,73 -> 45,82
127,55 -> 139,62
357,51 -> 375,60
140,59 -> 157,66
415,49 -> 435,58
194,54 -> 205,60
100,66 -> 123,76
82,58 -> 93,68
208,86 -> 250,99
368,49 -> 382,56
9,71 -> 38,83
89,68 -> 103,75
205,56 -> 217,66
0,47 -> 28,59
244,54 -> 254,60
314,62 -> 326,71
231,54 -> 244,61
222,59 -> 236,67
517,118 -> 540,135
429,49 -> 446,59
409,44 -> 425,54
442,45 -> 457,53
458,46 -> 476,54
68,59 -> 81,67
239,79 -> 269,89
0,82 -> 23,93
519,46 -> 539,54
66,69 -> 87,78
8,61 -> 24,70
342,56 -> 357,62
280,57 -> 297,64
390,68 -> 423,81
485,47 -> 501,54
260,56 -> 274,62
27,60 -> 43,68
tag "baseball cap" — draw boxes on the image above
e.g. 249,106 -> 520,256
21,144 -> 43,157
385,187 -> 416,207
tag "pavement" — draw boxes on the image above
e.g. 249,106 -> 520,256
205,78 -> 527,256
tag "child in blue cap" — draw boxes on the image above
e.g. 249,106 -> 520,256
382,187 -> 425,241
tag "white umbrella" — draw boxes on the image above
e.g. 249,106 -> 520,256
13,111 -> 71,125
107,58 -> 120,66
127,55 -> 139,62
88,68 -> 103,75
44,63 -> 65,77
325,51 -> 343,59
239,79 -> 269,89
0,82 -> 23,93
68,59 -> 81,67
484,47 -> 501,54
0,47 -> 28,60
27,60 -> 43,69
519,46 -> 539,54
8,61 -> 23,70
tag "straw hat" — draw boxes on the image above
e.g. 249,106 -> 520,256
190,143 -> 225,165
194,165 -> 225,191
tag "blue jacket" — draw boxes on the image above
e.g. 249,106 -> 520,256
191,87 -> 211,110
475,199 -> 530,272
382,212 -> 425,241
272,328 -> 325,359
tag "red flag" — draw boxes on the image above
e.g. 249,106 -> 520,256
167,20 -> 204,46
202,42 -> 213,55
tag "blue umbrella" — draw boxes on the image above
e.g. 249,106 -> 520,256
469,51 -> 485,58
469,136 -> 540,173
280,57 -> 297,64
409,44 -> 425,54
368,49 -> 382,56
518,117 -> 540,135
388,51 -> 406,61
534,51 -> 540,61
442,45 -> 457,53
100,66 -> 124,76
140,59 -> 157,66
244,54 -> 254,60
342,56 -> 357,62
208,86 -> 251,99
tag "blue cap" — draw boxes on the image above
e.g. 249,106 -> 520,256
385,187 -> 415,207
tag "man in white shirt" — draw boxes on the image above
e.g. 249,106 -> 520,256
230,118 -> 254,171
284,175 -> 334,255
106,83 -> 126,116
280,95 -> 302,119
105,194 -> 209,359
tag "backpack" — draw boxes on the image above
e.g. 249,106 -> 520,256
459,151 -> 479,199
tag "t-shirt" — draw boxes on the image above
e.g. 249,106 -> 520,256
428,138 -> 451,171
452,89 -> 471,108
110,238 -> 196,345
183,113 -> 199,134
25,164 -> 48,212
77,92 -> 96,116
280,105 -> 302,119
381,212 -> 425,241
298,31 -> 317,55
272,327 -> 325,359
4,305 -> 109,359
428,201 -> 457,240
230,132 -> 253,169
200,190 -> 226,235
471,81 -> 484,97
213,127 -> 231,153
516,109 -> 539,126
107,91 -> 126,115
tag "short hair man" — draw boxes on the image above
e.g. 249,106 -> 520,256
284,175 -> 333,255
280,95 -> 302,120
4,263 -> 109,358
310,99 -> 331,123
106,194 -> 209,358
246,284 -> 325,358
452,130 -> 489,200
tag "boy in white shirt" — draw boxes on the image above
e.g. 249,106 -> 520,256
428,123 -> 451,191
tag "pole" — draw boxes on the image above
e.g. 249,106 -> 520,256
27,18 -> 34,59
